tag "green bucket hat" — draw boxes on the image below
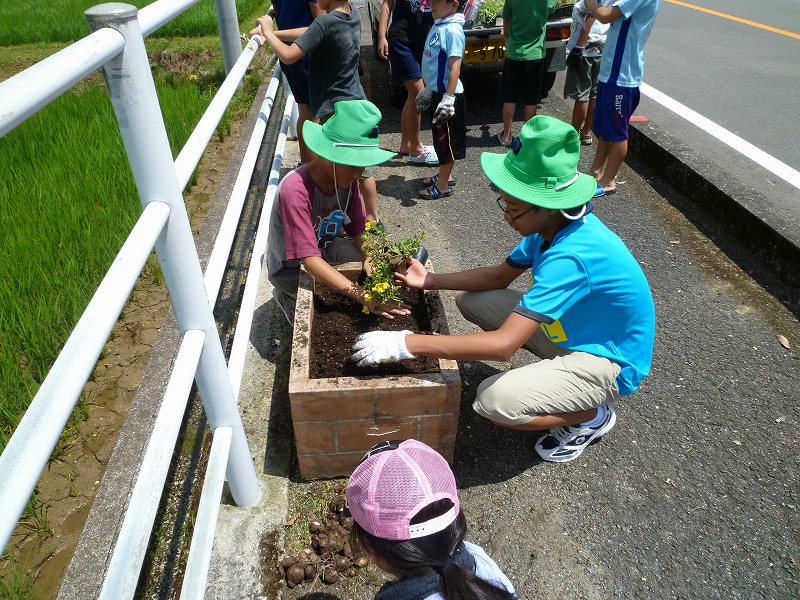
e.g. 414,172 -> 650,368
480,115 -> 597,209
303,100 -> 397,168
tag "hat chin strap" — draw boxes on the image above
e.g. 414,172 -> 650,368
560,204 -> 587,220
552,172 -> 587,220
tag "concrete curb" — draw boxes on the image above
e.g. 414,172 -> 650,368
628,119 -> 800,296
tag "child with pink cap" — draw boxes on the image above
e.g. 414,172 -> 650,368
346,439 -> 517,599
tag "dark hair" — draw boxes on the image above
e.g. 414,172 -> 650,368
351,500 -> 516,600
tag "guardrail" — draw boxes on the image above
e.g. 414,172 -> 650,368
0,1 -> 290,597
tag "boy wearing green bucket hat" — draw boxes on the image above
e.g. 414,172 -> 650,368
266,99 -> 408,324
352,115 -> 655,463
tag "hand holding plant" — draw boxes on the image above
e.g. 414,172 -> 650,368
360,221 -> 425,314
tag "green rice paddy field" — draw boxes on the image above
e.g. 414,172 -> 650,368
0,0 -> 262,458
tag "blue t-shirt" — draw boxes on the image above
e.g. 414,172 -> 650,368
273,0 -> 317,29
598,0 -> 660,87
421,17 -> 465,94
507,214 -> 655,395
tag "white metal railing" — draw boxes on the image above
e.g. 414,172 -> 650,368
0,1 -> 291,597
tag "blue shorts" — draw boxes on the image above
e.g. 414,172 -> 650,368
592,81 -> 640,142
388,39 -> 424,86
281,56 -> 310,105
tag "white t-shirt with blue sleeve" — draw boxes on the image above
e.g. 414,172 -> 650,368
598,0 -> 660,87
507,214 -> 655,396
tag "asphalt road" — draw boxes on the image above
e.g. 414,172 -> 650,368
293,12 -> 800,598
638,0 -> 800,212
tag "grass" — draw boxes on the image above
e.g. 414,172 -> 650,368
0,0 -> 263,45
0,76 -> 216,453
0,549 -> 38,600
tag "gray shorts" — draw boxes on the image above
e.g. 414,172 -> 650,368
563,56 -> 602,102
456,289 -> 621,425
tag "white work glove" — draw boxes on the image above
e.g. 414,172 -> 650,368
416,87 -> 434,112
352,330 -> 415,367
433,93 -> 456,123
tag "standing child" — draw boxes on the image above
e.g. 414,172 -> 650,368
265,100 -> 409,324
377,0 -> 438,165
346,439 -> 518,599
496,0 -> 556,147
252,0 -> 382,223
563,1 -> 610,146
262,0 -> 325,164
581,0 -> 660,196
415,0 -> 466,200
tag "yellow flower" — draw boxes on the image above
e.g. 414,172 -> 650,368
362,305 -> 370,314
365,221 -> 376,231
363,293 -> 372,301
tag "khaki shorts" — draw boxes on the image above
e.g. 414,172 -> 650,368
456,290 -> 621,424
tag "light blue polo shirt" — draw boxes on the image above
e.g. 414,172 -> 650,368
598,0 -> 660,87
421,18 -> 465,94
508,214 -> 656,396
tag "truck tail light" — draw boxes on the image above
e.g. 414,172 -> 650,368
546,26 -> 571,42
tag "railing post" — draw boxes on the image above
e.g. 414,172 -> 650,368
84,3 -> 260,507
214,0 -> 243,76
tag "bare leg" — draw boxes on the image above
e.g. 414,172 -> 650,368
500,102 -> 516,144
360,175 -> 379,222
400,78 -> 425,156
571,99 -> 589,132
591,136 -> 611,180
596,139 -> 627,192
582,98 -> 596,137
490,407 -> 599,431
297,103 -> 315,164
436,161 -> 455,194
523,103 -> 538,122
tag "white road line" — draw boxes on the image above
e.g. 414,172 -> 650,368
640,82 -> 800,192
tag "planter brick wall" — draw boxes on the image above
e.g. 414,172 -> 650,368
289,262 -> 462,479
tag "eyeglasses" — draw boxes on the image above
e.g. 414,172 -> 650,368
495,196 -> 534,221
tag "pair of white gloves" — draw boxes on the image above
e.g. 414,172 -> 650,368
416,87 -> 456,124
351,330 -> 415,367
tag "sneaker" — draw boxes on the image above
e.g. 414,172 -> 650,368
408,145 -> 439,165
534,405 -> 616,463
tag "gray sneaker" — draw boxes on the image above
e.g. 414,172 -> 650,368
535,405 -> 616,463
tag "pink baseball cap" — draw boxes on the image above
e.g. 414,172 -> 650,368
346,440 -> 460,541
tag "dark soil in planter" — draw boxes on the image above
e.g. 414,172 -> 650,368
310,273 -> 441,379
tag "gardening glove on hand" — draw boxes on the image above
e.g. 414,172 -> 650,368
433,94 -> 456,124
567,46 -> 584,68
352,330 -> 415,367
416,87 -> 434,112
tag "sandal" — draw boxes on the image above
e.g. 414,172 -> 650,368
419,183 -> 453,199
409,145 -> 439,165
497,133 -> 513,148
580,135 -> 593,146
422,173 -> 457,187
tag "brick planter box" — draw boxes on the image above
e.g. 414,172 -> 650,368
289,262 -> 461,480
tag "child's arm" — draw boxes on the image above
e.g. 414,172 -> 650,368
302,256 -> 410,318
377,0 -> 394,60
583,0 -> 622,24
432,56 -> 462,123
252,16 -> 308,64
446,56 -> 462,96
271,26 -> 309,42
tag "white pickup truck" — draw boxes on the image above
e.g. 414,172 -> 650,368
365,0 -> 575,107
